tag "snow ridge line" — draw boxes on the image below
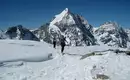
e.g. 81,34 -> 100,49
64,49 -> 129,60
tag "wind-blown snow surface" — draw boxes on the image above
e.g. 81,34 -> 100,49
0,40 -> 130,80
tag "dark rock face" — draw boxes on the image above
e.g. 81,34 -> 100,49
6,25 -> 39,41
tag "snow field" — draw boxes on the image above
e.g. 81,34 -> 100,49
0,40 -> 130,80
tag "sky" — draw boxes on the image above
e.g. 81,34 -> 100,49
0,0 -> 130,30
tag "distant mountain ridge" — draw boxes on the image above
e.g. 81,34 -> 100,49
5,25 -> 39,41
94,22 -> 129,48
0,8 -> 130,48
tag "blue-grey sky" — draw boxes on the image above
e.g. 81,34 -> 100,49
0,0 -> 130,30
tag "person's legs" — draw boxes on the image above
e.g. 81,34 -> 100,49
61,46 -> 63,53
53,42 -> 56,48
54,43 -> 56,48
61,45 -> 65,53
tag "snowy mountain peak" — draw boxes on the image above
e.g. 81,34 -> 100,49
65,8 -> 69,12
17,25 -> 23,28
34,9 -> 96,46
62,8 -> 70,15
100,22 -> 119,31
50,8 -> 73,25
6,25 -> 39,41
95,22 -> 129,48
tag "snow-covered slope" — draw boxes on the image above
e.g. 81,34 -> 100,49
94,22 -> 129,48
6,25 -> 39,41
34,8 -> 96,46
0,40 -> 130,80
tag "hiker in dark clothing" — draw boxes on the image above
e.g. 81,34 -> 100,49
60,36 -> 66,53
53,37 -> 56,48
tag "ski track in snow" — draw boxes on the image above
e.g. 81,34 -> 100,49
0,40 -> 130,80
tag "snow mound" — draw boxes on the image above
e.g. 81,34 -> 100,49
0,40 -> 55,62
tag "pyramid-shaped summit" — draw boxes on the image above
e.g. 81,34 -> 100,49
34,8 -> 96,46
50,8 -> 76,26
